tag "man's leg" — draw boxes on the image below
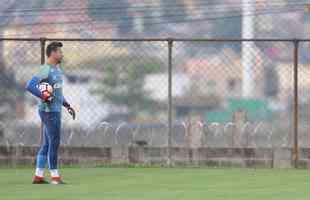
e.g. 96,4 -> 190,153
33,111 -> 49,184
35,126 -> 49,173
45,112 -> 64,184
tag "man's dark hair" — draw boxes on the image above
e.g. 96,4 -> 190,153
46,41 -> 63,57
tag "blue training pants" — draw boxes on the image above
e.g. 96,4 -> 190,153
36,111 -> 61,170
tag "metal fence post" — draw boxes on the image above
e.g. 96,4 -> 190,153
293,39 -> 299,168
167,38 -> 173,166
40,37 -> 46,65
39,38 -> 46,145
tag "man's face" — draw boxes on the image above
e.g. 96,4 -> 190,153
51,48 -> 63,63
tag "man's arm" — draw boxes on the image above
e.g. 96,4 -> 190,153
25,76 -> 42,98
62,96 -> 76,120
62,96 -> 70,108
25,66 -> 50,100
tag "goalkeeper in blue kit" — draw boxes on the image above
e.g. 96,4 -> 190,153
26,42 -> 76,184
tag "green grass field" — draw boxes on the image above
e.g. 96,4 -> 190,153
1,167 -> 310,200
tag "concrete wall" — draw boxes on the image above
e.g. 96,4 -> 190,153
1,145 -> 308,168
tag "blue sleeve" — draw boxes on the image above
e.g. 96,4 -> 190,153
26,65 -> 50,99
25,76 -> 42,99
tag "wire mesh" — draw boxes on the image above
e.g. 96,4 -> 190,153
172,41 -> 294,148
298,41 -> 310,148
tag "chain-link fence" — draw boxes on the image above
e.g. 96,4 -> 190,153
172,40 -> 294,149
0,38 -> 307,161
299,41 -> 310,148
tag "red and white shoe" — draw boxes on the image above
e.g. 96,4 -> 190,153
50,176 -> 66,185
32,176 -> 49,184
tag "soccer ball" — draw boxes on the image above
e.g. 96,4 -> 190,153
39,82 -> 53,97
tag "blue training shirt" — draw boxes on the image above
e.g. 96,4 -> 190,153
34,64 -> 64,112
37,64 -> 64,112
